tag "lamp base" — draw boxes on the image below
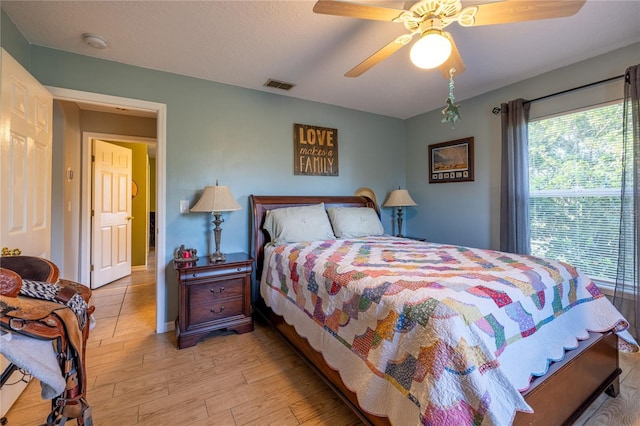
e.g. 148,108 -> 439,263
209,251 -> 226,263
209,212 -> 226,262
396,206 -> 404,238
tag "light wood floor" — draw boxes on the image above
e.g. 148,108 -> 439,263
4,253 -> 640,425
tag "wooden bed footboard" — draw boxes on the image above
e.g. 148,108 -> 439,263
249,195 -> 622,426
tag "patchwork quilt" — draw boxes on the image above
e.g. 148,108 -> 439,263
261,236 -> 638,426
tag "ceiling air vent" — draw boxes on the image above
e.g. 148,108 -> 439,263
264,79 -> 295,91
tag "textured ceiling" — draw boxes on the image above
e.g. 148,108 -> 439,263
2,0 -> 639,119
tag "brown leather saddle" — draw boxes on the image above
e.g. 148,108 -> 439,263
0,260 -> 94,426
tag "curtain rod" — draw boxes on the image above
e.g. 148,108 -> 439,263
491,73 -> 625,114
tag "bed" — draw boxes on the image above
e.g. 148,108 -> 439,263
250,195 -> 637,425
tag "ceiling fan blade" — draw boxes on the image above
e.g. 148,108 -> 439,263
345,38 -> 407,77
439,35 -> 465,79
313,0 -> 406,21
470,0 -> 586,26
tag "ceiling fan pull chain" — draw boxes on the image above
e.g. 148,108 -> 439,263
441,67 -> 461,127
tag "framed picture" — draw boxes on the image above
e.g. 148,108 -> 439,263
428,137 -> 474,183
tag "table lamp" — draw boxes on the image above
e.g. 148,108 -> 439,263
191,181 -> 242,262
383,188 -> 417,237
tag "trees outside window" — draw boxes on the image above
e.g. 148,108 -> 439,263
529,102 -> 625,283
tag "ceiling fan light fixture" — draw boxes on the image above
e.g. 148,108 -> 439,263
409,29 -> 452,69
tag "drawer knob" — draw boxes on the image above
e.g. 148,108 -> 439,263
210,306 -> 225,314
210,286 -> 225,294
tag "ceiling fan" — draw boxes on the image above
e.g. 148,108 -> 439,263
313,0 -> 586,79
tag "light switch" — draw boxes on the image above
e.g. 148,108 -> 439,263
180,200 -> 190,214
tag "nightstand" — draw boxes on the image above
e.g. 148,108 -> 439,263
174,252 -> 253,349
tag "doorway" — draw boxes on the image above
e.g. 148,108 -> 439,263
83,134 -> 156,289
47,86 -> 169,333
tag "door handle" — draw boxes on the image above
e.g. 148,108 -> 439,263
126,216 -> 134,221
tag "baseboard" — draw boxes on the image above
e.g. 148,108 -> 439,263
163,321 -> 175,333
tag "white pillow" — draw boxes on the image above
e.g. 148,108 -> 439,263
326,207 -> 384,238
263,203 -> 335,244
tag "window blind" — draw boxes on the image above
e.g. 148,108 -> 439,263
529,102 -> 625,282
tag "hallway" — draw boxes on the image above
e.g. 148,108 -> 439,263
88,252 -> 157,341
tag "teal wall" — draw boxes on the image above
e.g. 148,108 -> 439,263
404,42 -> 640,250
1,11 -> 406,323
25,45 -> 406,242
1,9 -> 30,68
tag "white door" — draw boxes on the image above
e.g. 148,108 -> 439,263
0,48 -> 52,257
91,139 -> 132,288
0,48 -> 53,416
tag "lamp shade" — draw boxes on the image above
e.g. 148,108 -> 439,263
191,184 -> 242,213
383,189 -> 417,207
410,29 -> 452,69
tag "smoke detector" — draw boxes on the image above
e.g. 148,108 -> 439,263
82,33 -> 108,49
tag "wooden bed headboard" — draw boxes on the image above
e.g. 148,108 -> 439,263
249,195 -> 375,281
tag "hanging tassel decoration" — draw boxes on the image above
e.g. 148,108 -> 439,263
441,67 -> 461,128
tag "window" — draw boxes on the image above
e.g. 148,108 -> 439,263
529,102 -> 624,283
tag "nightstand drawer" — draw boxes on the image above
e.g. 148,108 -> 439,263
189,297 -> 243,326
189,279 -> 244,301
179,264 -> 251,283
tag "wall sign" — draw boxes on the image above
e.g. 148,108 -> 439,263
293,123 -> 338,176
